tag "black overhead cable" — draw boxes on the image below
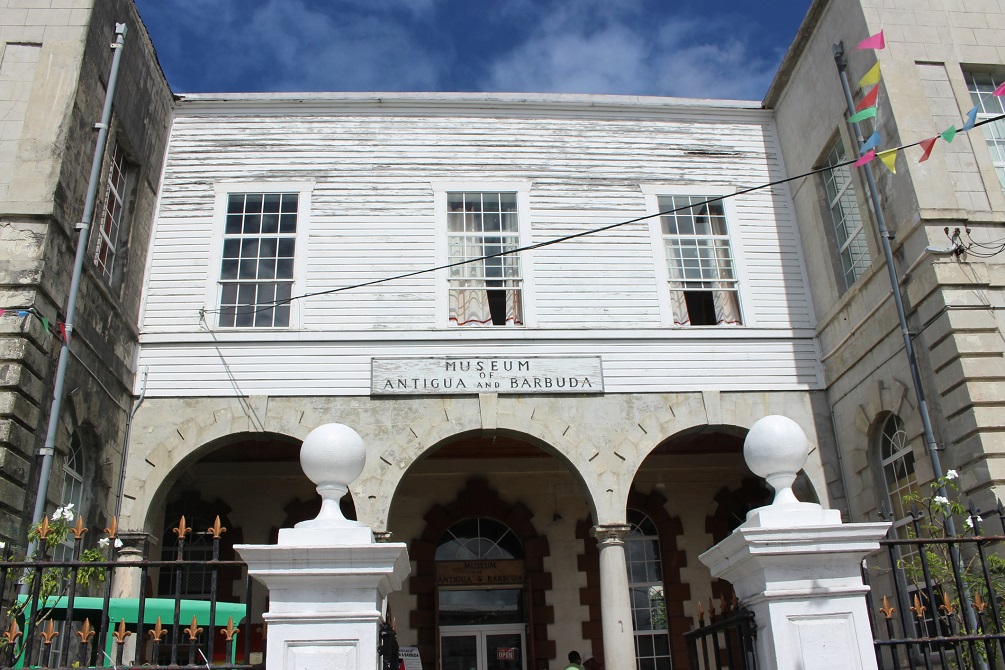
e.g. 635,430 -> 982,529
199,111 -> 1005,318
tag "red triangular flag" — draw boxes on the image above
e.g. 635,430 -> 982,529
57,322 -> 68,342
918,137 -> 937,162
856,85 -> 879,111
857,30 -> 885,50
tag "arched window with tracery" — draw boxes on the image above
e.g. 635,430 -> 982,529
626,509 -> 671,670
879,413 -> 919,538
53,435 -> 85,562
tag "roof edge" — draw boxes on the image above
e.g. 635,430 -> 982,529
172,90 -> 769,116
763,0 -> 831,109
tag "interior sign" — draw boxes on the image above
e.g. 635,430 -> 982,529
371,356 -> 604,395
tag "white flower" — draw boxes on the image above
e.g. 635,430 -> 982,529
114,538 -> 123,548
98,538 -> 110,548
946,469 -> 959,480
934,496 -> 950,506
51,504 -> 74,522
965,515 -> 982,529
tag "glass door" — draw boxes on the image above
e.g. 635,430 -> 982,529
441,626 -> 525,670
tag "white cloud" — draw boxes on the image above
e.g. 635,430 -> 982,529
139,0 -> 445,92
484,5 -> 778,100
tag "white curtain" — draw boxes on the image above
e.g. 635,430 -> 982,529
712,287 -> 741,325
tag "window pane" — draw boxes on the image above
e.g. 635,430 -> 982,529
218,192 -> 298,328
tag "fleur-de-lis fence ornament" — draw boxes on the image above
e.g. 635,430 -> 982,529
76,618 -> 96,644
112,619 -> 131,644
207,516 -> 227,539
147,617 -> 167,642
39,620 -> 59,645
220,616 -> 240,642
911,594 -> 927,621
185,616 -> 203,641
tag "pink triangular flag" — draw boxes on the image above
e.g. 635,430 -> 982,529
857,30 -> 885,50
855,149 -> 876,167
856,85 -> 879,111
918,137 -> 937,162
994,82 -> 1005,97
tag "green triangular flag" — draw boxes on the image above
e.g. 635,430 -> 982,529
848,107 -> 877,123
40,316 -> 50,333
941,126 -> 957,143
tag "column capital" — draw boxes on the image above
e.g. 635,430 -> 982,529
590,523 -> 631,547
116,531 -> 155,561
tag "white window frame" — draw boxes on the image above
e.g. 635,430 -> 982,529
432,181 -> 535,328
964,71 -> 1005,195
877,413 -> 919,539
821,139 -> 870,290
642,184 -> 751,328
204,181 -> 314,330
93,142 -> 132,287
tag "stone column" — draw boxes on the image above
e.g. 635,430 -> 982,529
591,524 -> 636,669
111,531 -> 154,664
236,423 -> 410,670
699,415 -> 889,670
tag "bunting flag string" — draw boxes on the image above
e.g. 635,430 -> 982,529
847,27 -> 1005,172
0,307 -> 69,342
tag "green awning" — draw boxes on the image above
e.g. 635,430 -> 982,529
16,595 -> 246,626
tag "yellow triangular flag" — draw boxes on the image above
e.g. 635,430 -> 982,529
878,148 -> 897,173
859,61 -> 881,88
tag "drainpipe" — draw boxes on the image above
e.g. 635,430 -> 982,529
833,41 -> 983,655
115,366 -> 147,521
27,23 -> 128,556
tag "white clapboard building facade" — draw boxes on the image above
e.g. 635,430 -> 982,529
123,92 -> 834,669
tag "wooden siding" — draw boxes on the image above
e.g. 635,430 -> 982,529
139,99 -> 820,396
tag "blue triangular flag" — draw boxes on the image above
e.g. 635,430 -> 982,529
962,105 -> 979,132
16,310 -> 28,317
860,131 -> 881,153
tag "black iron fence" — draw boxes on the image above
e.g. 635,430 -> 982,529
684,597 -> 757,670
0,515 -> 257,669
866,501 -> 1005,669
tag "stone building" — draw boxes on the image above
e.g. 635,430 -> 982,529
768,0 -> 1005,531
7,0 -> 1005,668
0,0 -> 170,545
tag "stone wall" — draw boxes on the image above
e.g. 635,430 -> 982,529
0,0 -> 171,544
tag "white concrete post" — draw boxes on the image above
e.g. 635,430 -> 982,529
699,415 -> 889,670
591,524 -> 636,669
235,423 -> 410,670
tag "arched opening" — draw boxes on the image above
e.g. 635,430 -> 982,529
391,430 -> 585,670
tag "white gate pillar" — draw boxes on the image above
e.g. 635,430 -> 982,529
591,523 -> 637,669
236,423 -> 410,670
699,415 -> 889,670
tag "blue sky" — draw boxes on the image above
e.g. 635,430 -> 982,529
135,0 -> 813,101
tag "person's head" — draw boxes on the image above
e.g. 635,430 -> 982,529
569,651 -> 582,664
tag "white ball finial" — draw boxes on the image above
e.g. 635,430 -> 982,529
296,423 -> 367,529
744,415 -> 809,506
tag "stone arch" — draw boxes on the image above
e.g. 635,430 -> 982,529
575,488 -> 688,668
408,478 -> 554,669
853,379 -> 924,515
360,419 -> 606,530
119,408 -> 307,533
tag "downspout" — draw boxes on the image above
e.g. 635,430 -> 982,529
115,366 -> 147,521
27,23 -> 128,555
